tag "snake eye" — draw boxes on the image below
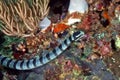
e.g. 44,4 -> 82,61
73,31 -> 84,40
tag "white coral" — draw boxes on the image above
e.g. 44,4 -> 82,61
68,0 -> 88,14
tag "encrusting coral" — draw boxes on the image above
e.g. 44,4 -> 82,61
0,0 -> 49,37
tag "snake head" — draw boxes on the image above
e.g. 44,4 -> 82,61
73,31 -> 85,40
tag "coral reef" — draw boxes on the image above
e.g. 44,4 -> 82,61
0,0 -> 120,80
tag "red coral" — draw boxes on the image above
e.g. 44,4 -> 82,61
100,44 -> 111,56
93,40 -> 112,57
64,60 -> 74,72
13,52 -> 25,60
77,15 -> 92,31
98,40 -> 112,56
95,1 -> 104,11
12,43 -> 28,59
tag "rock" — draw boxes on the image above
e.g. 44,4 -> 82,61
0,71 -> 3,80
25,72 -> 44,80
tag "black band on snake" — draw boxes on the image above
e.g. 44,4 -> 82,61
0,31 -> 85,70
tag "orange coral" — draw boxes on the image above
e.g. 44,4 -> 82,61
102,10 -> 111,21
53,23 -> 69,33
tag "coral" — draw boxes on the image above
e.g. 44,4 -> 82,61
53,23 -> 69,33
0,0 -> 49,37
68,0 -> 88,14
45,57 -> 83,80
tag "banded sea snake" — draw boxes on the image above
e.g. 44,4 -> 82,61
0,31 -> 85,70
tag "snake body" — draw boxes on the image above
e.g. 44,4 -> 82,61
0,31 -> 84,70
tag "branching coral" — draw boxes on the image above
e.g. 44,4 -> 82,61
0,0 -> 49,37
